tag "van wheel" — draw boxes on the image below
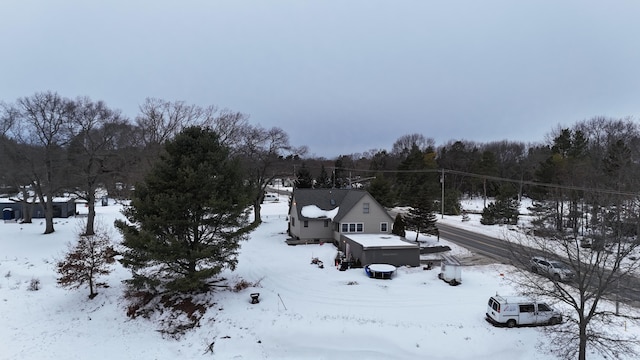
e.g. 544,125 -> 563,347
506,319 -> 516,328
549,317 -> 560,325
553,274 -> 561,282
531,267 -> 538,274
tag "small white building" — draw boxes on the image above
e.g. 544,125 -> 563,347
438,254 -> 462,285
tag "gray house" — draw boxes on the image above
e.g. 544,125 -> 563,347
288,188 -> 419,267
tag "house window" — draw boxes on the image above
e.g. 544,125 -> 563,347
363,202 -> 370,214
380,222 -> 388,232
341,223 -> 364,233
324,220 -> 329,227
291,217 -> 295,226
304,220 -> 309,228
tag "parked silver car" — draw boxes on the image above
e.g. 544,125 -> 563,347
530,256 -> 574,282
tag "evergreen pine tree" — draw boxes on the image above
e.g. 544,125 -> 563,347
332,157 -> 346,188
315,164 -> 330,188
367,174 -> 394,207
406,198 -> 439,241
442,189 -> 462,215
480,197 -> 520,225
395,145 -> 439,205
295,164 -> 314,188
392,213 -> 406,237
115,126 -> 253,293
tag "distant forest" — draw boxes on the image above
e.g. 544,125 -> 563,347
2,91 -> 640,236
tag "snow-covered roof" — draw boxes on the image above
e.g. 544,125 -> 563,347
300,205 -> 339,220
292,188 -> 392,223
345,234 -> 418,248
0,197 -> 75,203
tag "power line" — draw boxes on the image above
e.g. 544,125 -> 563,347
332,167 -> 639,198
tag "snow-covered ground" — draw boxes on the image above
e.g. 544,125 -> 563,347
1,196 -> 637,359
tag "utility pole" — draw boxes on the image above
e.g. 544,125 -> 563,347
332,167 -> 335,188
440,168 -> 445,219
483,178 -> 487,209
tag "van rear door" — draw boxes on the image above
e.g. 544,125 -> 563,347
486,297 -> 500,321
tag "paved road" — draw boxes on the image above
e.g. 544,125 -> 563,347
437,222 -> 640,308
437,222 -> 522,264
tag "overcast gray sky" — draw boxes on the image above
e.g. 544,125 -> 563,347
2,1 -> 640,158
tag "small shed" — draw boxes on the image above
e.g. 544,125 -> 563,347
341,234 -> 420,267
438,254 -> 462,286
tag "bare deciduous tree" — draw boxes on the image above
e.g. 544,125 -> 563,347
134,98 -> 239,176
239,125 -> 303,224
391,133 -> 435,157
136,98 -> 205,145
507,192 -> 640,360
67,97 -> 128,235
0,101 -> 18,136
211,109 -> 250,153
10,91 -> 75,233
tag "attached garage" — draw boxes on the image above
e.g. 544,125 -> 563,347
340,233 -> 420,267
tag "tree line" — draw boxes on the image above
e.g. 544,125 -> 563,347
293,118 -> 639,223
3,91 -> 640,247
0,91 -> 304,236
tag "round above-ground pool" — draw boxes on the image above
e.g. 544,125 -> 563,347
365,264 -> 397,279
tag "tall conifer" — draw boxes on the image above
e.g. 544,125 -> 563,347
115,126 -> 253,293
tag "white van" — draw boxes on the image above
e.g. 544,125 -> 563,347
486,295 -> 562,328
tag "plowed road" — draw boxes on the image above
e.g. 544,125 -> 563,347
437,222 -> 640,308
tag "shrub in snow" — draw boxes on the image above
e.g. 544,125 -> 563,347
28,278 -> 40,291
56,220 -> 116,299
232,277 -> 263,292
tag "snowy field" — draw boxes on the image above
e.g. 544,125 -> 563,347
1,195 -> 638,360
